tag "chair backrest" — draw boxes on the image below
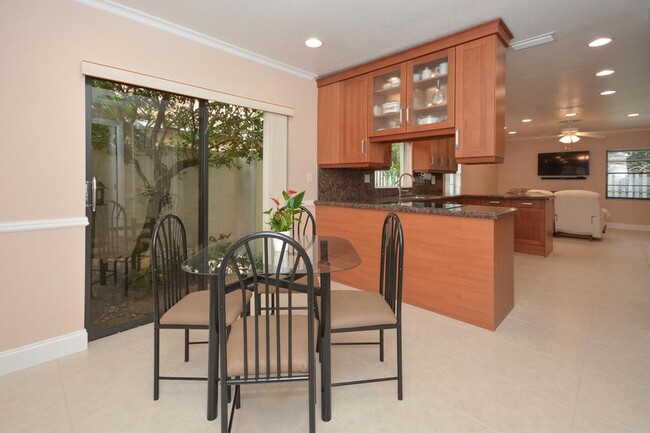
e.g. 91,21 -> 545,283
293,206 -> 316,239
217,231 -> 316,380
96,200 -> 129,257
379,213 -> 405,321
151,214 -> 190,322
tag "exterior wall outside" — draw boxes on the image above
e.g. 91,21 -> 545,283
0,0 -> 317,353
496,129 -> 650,225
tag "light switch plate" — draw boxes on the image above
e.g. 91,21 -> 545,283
364,174 -> 371,183
307,172 -> 313,183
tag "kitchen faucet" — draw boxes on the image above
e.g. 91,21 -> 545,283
395,173 -> 415,199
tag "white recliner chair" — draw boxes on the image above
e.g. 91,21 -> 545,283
554,190 -> 611,239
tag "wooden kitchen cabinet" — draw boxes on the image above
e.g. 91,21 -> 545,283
469,196 -> 554,256
454,34 -> 507,163
317,19 -> 512,167
318,75 -> 391,168
369,49 -> 455,138
412,137 -> 457,173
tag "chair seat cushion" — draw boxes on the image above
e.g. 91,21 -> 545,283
330,290 -> 396,329
160,290 -> 251,327
226,315 -> 315,377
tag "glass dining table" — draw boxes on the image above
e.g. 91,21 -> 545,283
181,233 -> 361,422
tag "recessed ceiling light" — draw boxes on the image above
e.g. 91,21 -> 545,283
596,69 -> 614,76
627,113 -> 639,117
600,90 -> 616,95
588,37 -> 612,47
522,119 -> 532,123
508,131 -> 517,135
564,113 -> 577,117
304,38 -> 323,48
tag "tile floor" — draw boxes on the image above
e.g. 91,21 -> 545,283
1,229 -> 649,433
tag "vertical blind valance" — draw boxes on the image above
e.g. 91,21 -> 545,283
81,61 -> 295,117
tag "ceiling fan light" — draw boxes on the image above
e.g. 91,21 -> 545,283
559,135 -> 580,144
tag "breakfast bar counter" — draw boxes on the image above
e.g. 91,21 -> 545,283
315,201 -> 515,330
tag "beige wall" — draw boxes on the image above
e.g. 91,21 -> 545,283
496,130 -> 650,225
0,0 -> 317,352
460,164 -> 499,195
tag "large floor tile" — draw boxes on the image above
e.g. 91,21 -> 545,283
583,340 -> 650,388
571,410 -> 636,433
498,319 -> 588,364
576,369 -> 650,432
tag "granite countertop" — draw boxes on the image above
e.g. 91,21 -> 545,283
315,200 -> 516,220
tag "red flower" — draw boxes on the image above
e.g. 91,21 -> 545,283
271,197 -> 280,206
287,190 -> 297,195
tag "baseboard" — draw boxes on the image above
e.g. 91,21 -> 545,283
608,223 -> 650,232
0,330 -> 88,376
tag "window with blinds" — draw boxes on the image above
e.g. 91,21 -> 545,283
606,149 -> 650,200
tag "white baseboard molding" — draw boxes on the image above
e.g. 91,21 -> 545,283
0,330 -> 88,376
0,217 -> 88,234
608,223 -> 650,232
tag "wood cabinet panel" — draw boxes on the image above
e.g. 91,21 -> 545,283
412,137 -> 457,173
472,197 -> 554,256
318,76 -> 390,168
455,35 -> 506,164
316,204 -> 514,330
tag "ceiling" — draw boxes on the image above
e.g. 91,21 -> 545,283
101,0 -> 649,140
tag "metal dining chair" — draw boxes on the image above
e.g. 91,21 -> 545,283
216,231 -> 317,433
151,213 -> 250,400
328,212 -> 404,399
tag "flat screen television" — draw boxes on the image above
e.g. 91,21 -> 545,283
537,151 -> 590,177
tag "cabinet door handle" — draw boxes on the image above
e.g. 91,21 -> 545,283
448,157 -> 453,168
439,156 -> 445,166
399,108 -> 403,126
489,200 -> 501,204
520,202 -> 534,206
361,139 -> 367,156
455,128 -> 460,149
406,107 -> 410,125
430,155 -> 435,166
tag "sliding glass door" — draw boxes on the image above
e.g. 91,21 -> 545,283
85,78 -> 264,339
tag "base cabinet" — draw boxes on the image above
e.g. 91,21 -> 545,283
316,204 -> 514,330
458,197 -> 554,256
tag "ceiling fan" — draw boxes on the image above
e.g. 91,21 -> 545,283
536,122 -> 605,146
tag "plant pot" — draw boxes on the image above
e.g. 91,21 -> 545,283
272,230 -> 291,273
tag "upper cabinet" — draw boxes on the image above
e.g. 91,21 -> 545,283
317,19 -> 512,168
454,35 -> 507,163
318,75 -> 391,168
369,49 -> 455,138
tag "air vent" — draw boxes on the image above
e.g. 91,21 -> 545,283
511,32 -> 557,51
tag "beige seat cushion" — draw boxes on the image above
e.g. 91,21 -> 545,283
330,290 -> 396,329
160,290 -> 251,327
226,315 -> 315,377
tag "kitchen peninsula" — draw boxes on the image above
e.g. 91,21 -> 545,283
315,199 -> 516,330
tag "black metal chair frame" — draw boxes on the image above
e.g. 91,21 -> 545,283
329,212 -> 404,399
92,200 -> 132,295
216,231 -> 317,433
151,213 -> 208,400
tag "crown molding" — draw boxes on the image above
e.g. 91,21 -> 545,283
73,0 -> 317,81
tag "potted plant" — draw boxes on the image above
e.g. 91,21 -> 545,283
263,190 -> 305,272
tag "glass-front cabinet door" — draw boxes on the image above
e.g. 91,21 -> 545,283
406,48 -> 455,132
369,64 -> 407,137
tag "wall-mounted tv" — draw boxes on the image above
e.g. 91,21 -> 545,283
537,151 -> 590,177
